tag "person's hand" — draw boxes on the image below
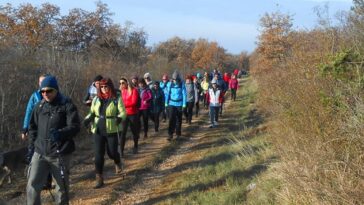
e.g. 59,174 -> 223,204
49,128 -> 60,143
21,133 -> 27,141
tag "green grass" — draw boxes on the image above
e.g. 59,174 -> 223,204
155,77 -> 280,205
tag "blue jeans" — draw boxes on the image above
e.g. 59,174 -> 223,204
209,106 -> 220,124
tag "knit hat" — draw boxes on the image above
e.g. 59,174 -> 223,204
144,72 -> 151,79
172,70 -> 180,80
40,76 -> 59,91
211,78 -> 217,84
131,74 -> 138,80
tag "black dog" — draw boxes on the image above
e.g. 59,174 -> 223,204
0,146 -> 27,187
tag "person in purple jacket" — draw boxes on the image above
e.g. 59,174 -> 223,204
138,78 -> 152,139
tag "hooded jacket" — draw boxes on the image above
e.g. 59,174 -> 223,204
165,71 -> 186,107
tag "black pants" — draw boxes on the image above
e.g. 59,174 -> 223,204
150,111 -> 161,131
184,102 -> 194,123
94,133 -> 121,174
231,89 -> 237,101
120,114 -> 140,156
195,101 -> 200,117
168,106 -> 183,137
161,107 -> 167,121
139,109 -> 150,136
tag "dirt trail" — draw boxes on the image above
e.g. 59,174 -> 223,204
4,89 -> 235,205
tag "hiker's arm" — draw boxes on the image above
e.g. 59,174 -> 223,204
58,101 -> 80,140
118,97 -> 127,121
129,89 -> 139,107
182,84 -> 187,108
22,92 -> 38,134
83,88 -> 91,105
28,104 -> 39,151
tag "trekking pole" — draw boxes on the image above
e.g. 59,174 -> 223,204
56,143 -> 69,205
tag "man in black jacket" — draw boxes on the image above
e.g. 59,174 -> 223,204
26,75 -> 80,205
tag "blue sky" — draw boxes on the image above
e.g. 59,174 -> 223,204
0,0 -> 353,54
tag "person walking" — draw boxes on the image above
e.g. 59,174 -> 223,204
165,71 -> 186,141
193,75 -> 202,117
159,74 -> 170,122
83,75 -> 103,106
21,74 -> 54,190
138,78 -> 152,139
201,75 -> 210,109
83,78 -> 126,189
119,77 -> 140,156
150,81 -> 165,132
26,75 -> 80,205
207,78 -> 223,128
229,74 -> 239,101
184,75 -> 197,124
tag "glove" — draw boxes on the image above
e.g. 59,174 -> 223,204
49,128 -> 60,143
116,117 -> 122,124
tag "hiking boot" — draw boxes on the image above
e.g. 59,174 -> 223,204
209,124 -> 214,128
94,174 -> 104,189
167,135 -> 173,141
115,163 -> 123,174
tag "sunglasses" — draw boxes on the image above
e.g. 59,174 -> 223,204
41,89 -> 55,94
100,85 -> 109,89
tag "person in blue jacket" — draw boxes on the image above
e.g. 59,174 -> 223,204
159,74 -> 170,122
165,70 -> 186,141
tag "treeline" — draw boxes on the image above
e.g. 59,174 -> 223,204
0,2 -> 248,149
251,1 -> 364,204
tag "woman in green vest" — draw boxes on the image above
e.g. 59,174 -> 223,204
83,78 -> 126,189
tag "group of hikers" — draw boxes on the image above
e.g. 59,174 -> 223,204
20,68 -> 241,205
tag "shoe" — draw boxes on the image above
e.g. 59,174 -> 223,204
209,124 -> 214,128
115,163 -> 123,174
94,174 -> 104,189
167,135 -> 173,141
133,147 -> 138,154
214,121 -> 219,126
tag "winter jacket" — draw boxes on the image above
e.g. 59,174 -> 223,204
151,87 -> 165,113
83,83 -> 98,106
139,87 -> 152,110
207,88 -> 223,107
185,83 -> 198,103
229,79 -> 239,90
160,81 -> 170,99
23,90 -> 42,133
121,87 -> 139,115
85,96 -> 126,134
28,94 -> 80,157
165,81 -> 187,107
201,80 -> 210,93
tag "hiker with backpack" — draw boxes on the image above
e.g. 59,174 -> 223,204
213,73 -> 227,116
159,74 -> 170,122
26,75 -> 80,204
150,81 -> 165,132
83,78 -> 126,189
184,75 -> 197,124
207,78 -> 223,128
193,75 -> 202,117
119,77 -> 141,156
201,74 -> 210,109
21,73 -> 54,191
83,75 -> 103,106
165,71 -> 186,141
229,74 -> 239,101
138,78 -> 152,139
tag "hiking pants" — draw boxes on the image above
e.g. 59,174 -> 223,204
162,106 -> 167,121
139,109 -> 150,136
120,114 -> 140,156
94,133 -> 121,174
231,88 -> 237,101
27,152 -> 71,205
210,106 -> 220,124
168,106 -> 183,137
195,101 -> 200,117
184,102 -> 194,123
150,111 -> 161,132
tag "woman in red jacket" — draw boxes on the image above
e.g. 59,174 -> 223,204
119,77 -> 141,156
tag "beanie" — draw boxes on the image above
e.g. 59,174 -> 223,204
172,70 -> 180,80
40,76 -> 59,91
211,78 -> 217,84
